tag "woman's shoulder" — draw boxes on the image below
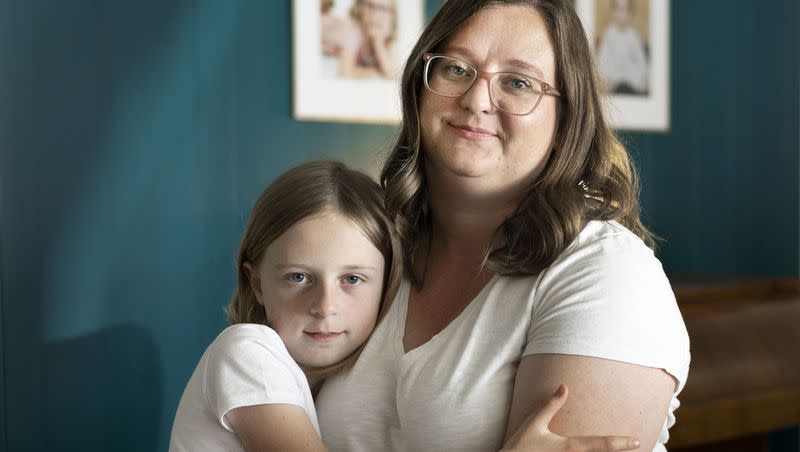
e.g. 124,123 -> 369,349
569,220 -> 652,256
540,220 -> 668,293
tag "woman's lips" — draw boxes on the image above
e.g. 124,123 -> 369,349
449,123 -> 498,140
305,331 -> 343,342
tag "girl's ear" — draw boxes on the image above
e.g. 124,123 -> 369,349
243,261 -> 264,305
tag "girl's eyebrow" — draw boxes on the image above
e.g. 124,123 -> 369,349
273,264 -> 380,272
340,265 -> 380,272
273,263 -> 310,270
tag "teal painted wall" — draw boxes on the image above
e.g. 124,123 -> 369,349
634,1 -> 799,277
1,1 -> 797,451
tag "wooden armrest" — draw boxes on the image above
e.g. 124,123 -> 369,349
667,275 -> 800,448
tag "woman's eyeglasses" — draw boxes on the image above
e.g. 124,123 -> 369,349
422,53 -> 562,115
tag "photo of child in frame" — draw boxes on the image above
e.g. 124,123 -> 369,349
595,0 -> 651,96
320,0 -> 399,80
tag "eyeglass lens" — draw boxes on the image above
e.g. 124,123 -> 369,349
425,56 -> 544,115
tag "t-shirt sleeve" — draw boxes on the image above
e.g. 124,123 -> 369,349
202,326 -> 307,432
523,229 -> 690,393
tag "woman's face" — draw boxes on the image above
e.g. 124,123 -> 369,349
419,5 -> 559,203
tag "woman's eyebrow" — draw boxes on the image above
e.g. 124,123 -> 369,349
440,45 -> 545,79
505,58 -> 545,79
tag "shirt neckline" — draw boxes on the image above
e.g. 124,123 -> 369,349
394,274 -> 500,359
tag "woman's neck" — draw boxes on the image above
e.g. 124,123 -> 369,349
426,183 -> 520,255
302,367 -> 325,398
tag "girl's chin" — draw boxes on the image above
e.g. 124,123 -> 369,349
297,353 -> 348,370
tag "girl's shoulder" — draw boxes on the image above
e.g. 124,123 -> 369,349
210,323 -> 287,358
217,323 -> 279,341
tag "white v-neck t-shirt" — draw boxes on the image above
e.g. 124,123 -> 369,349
315,221 -> 690,452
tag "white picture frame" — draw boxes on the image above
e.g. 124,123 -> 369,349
575,0 -> 670,131
292,0 -> 425,124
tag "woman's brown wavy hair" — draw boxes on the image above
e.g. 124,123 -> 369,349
227,160 -> 403,378
380,0 -> 654,281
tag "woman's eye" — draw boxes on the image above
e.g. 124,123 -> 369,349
343,274 -> 364,285
509,77 -> 532,90
447,65 -> 466,76
442,62 -> 473,79
287,273 -> 309,284
497,74 -> 538,96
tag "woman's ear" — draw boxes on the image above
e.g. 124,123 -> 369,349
242,261 -> 264,305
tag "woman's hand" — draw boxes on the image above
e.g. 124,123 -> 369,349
501,385 -> 640,452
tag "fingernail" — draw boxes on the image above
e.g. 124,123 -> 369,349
553,384 -> 566,397
633,439 -> 640,448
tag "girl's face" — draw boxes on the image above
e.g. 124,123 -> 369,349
246,212 -> 385,369
612,0 -> 632,26
419,5 -> 559,204
359,0 -> 395,41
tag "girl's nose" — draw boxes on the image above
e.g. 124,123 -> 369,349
309,284 -> 338,318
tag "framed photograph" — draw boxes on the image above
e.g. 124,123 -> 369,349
575,0 -> 670,131
293,0 -> 425,124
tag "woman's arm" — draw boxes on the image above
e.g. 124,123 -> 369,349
502,384 -> 642,452
504,354 -> 675,451
226,403 -> 327,452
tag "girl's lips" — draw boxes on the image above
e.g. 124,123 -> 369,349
305,331 -> 343,342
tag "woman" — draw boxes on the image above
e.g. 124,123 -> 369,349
316,1 -> 690,451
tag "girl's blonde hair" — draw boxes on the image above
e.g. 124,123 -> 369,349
227,160 -> 403,376
381,0 -> 654,282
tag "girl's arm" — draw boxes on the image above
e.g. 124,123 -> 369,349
227,403 -> 327,452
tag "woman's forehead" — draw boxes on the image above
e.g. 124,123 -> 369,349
439,5 -> 557,79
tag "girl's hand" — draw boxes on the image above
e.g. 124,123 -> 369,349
501,385 -> 641,452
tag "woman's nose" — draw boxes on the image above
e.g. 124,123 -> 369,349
458,76 -> 495,114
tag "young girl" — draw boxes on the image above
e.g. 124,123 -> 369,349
169,160 -> 403,451
169,160 -> 640,452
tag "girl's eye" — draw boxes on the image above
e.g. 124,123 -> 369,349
287,273 -> 309,284
343,274 -> 364,285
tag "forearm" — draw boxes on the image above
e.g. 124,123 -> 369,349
227,403 -> 328,452
370,40 -> 396,78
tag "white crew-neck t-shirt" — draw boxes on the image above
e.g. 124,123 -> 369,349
169,323 -> 318,452
316,220 -> 690,452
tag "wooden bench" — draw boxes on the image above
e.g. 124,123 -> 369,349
667,276 -> 800,451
